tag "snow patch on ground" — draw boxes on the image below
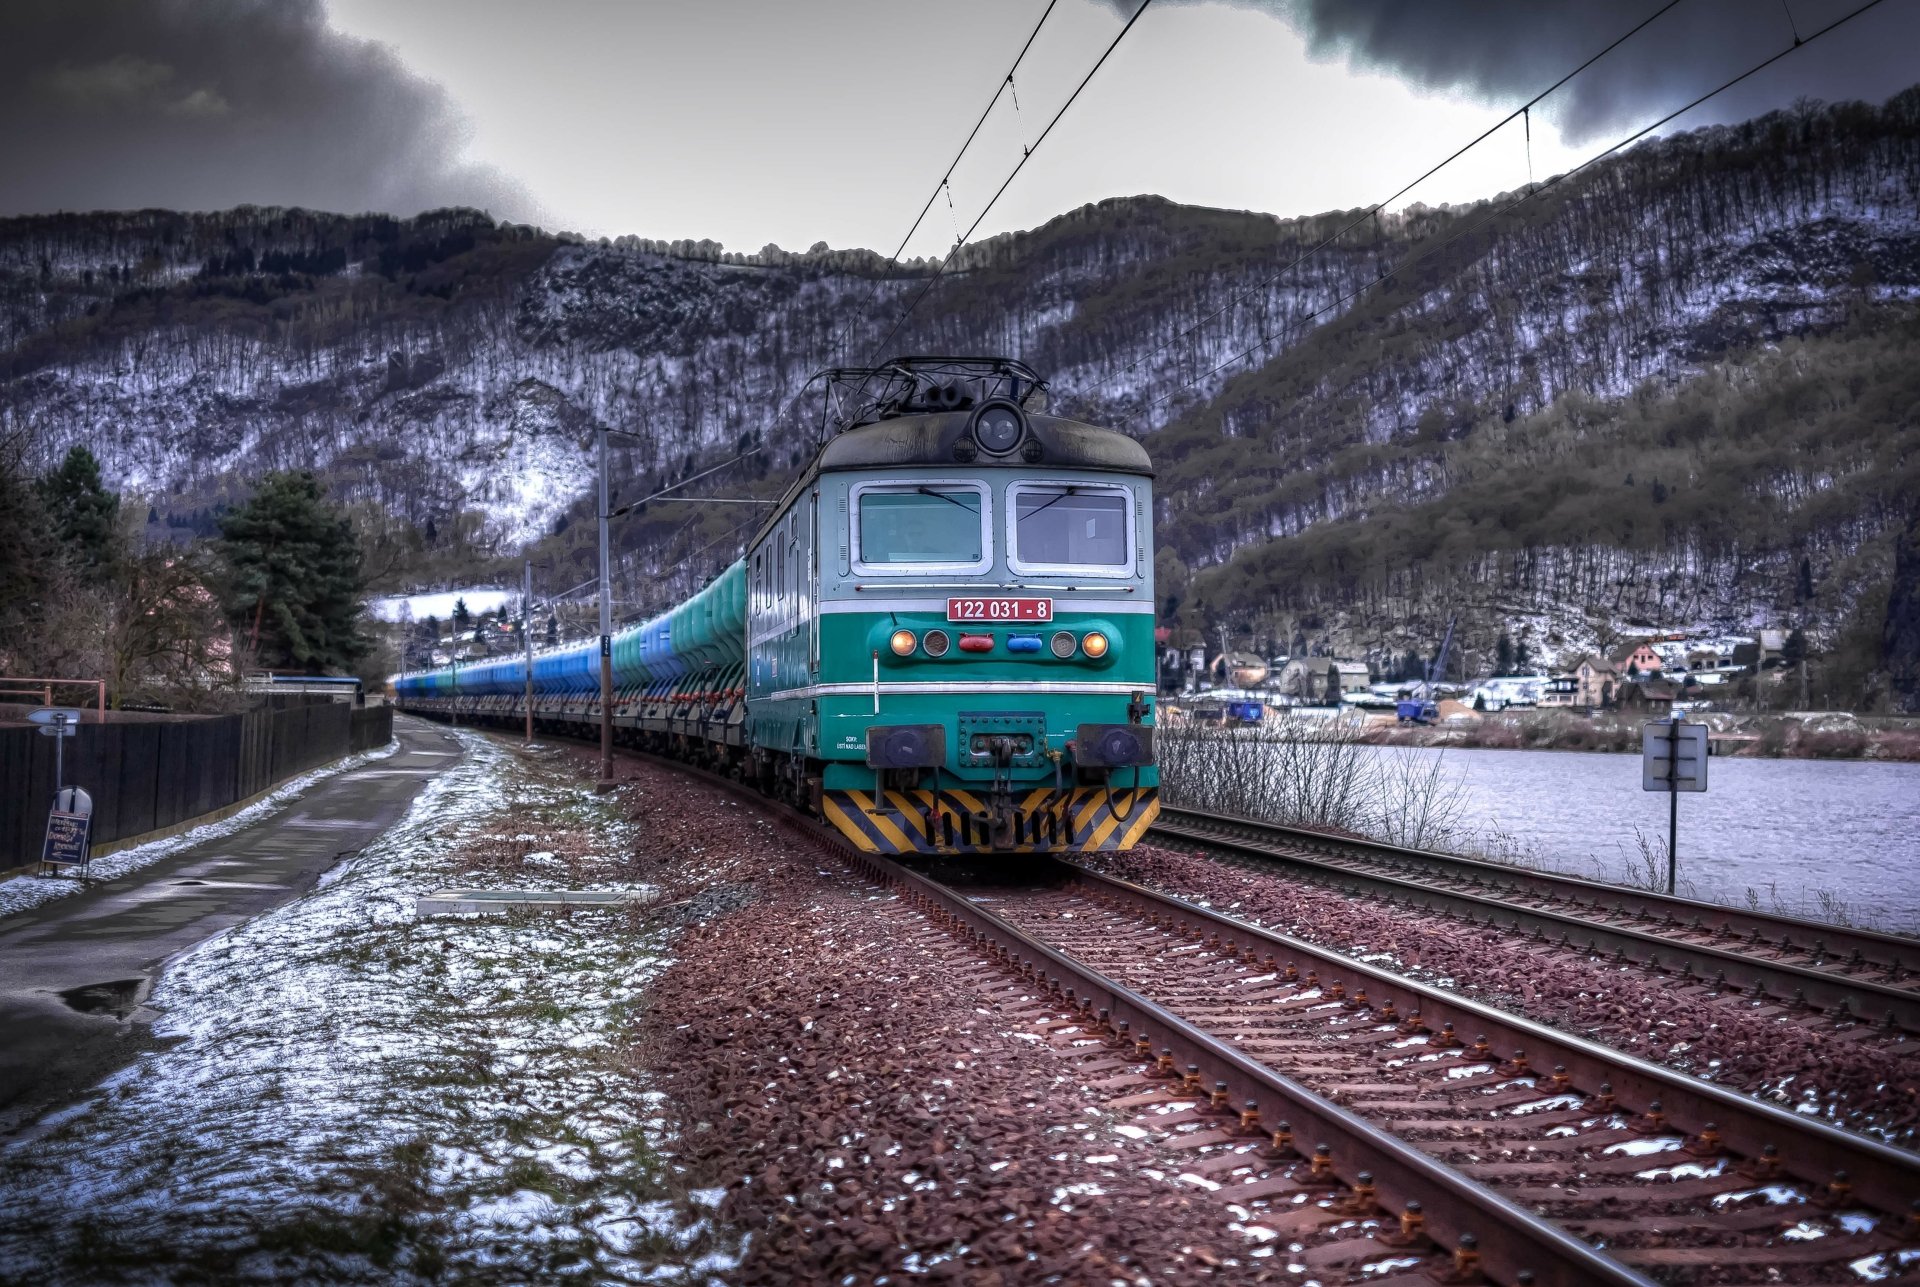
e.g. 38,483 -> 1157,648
0,729 -> 738,1283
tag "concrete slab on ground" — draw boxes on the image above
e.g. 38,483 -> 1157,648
415,888 -> 648,914
0,715 -> 465,1138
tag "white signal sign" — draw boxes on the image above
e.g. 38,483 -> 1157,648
1642,720 -> 1708,793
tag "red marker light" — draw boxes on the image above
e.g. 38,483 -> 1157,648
957,634 -> 996,652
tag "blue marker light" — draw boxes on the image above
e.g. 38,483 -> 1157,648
1006,635 -> 1043,653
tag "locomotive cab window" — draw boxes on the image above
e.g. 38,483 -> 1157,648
1007,481 -> 1133,576
851,482 -> 991,574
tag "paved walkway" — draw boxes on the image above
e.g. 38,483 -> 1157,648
0,715 -> 463,1137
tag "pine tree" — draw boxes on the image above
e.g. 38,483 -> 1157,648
453,597 -> 472,632
0,451 -> 58,653
39,445 -> 120,579
217,471 -> 370,673
1495,631 -> 1514,676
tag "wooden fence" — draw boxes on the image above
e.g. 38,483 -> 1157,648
1,702 -> 393,866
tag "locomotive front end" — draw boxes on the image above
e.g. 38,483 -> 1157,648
749,357 -> 1158,856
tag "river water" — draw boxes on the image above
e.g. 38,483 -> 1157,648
1413,747 -> 1920,934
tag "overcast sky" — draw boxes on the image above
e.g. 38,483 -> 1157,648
3,0 -> 1915,255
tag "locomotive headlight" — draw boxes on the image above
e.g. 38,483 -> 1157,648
1081,631 -> 1110,659
889,629 -> 918,656
923,629 -> 951,657
1050,630 -> 1077,658
971,400 -> 1025,455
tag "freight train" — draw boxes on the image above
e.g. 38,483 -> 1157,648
393,356 -> 1159,855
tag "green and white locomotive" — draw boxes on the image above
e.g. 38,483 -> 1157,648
746,356 -> 1158,854
393,355 -> 1159,856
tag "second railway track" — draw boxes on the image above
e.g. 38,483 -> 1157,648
897,859 -> 1920,1285
1151,805 -> 1920,1037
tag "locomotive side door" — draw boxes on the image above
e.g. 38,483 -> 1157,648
808,489 -> 820,682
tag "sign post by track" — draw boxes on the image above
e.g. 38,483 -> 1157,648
1642,715 -> 1708,894
27,708 -> 84,794
29,709 -> 94,878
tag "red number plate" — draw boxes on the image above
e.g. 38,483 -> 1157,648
947,597 -> 1053,622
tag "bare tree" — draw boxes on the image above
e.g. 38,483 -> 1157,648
1157,718 -> 1468,846
102,546 -> 247,710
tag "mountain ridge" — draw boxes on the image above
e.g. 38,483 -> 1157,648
2,90 -> 1916,697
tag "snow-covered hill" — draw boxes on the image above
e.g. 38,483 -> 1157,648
2,93 -> 1916,675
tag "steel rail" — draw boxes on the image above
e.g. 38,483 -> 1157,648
847,848 -> 1655,1287
1153,805 -> 1920,1033
1055,861 -> 1920,1223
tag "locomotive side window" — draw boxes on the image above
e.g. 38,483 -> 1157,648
1007,482 -> 1133,576
852,482 -> 991,574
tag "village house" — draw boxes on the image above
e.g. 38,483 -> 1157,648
1615,677 -> 1678,712
1573,655 -> 1618,708
1277,657 -> 1371,704
1538,674 -> 1580,708
1333,660 -> 1371,697
1610,640 -> 1664,678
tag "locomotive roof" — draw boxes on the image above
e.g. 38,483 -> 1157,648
815,411 -> 1153,477
750,411 -> 1153,549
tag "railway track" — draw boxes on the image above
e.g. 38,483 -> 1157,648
930,862 -> 1920,1283
482,727 -> 1920,1283
1152,805 -> 1920,1036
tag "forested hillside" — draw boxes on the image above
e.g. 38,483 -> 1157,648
1,91 -> 1915,696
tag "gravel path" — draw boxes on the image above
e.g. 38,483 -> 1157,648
606,753 -> 1319,1284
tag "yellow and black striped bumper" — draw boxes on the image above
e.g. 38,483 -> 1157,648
822,785 -> 1159,855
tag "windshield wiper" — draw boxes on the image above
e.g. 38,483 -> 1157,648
917,486 -> 979,514
1017,485 -> 1077,525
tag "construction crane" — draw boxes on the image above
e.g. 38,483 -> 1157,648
1396,615 -> 1457,725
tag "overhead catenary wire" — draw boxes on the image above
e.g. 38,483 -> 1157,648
1099,0 -> 1690,396
737,0 -> 1146,469
882,0 -> 1061,268
608,444 -> 764,519
1136,0 -> 1891,419
744,0 -> 1070,466
648,496 -> 775,505
865,0 -> 1156,367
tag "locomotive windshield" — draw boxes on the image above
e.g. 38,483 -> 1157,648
1009,483 -> 1131,573
855,483 -> 988,569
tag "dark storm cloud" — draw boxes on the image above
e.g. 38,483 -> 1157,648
1122,0 -> 1920,141
0,0 -> 536,218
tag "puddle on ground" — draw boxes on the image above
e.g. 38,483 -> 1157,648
58,978 -> 144,1018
